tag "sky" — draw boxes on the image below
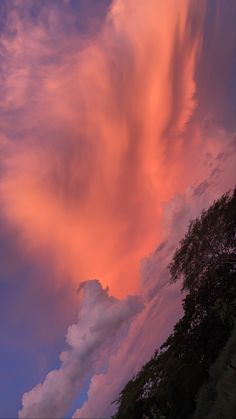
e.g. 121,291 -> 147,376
0,0 -> 235,418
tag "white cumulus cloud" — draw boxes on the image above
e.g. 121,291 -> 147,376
19,280 -> 143,418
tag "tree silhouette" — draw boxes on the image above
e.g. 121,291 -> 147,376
169,188 -> 236,291
113,188 -> 236,419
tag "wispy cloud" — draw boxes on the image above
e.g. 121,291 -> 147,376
0,0 -> 204,296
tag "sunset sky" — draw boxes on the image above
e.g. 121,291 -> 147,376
0,1 -> 236,418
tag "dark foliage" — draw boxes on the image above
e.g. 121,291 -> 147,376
113,188 -> 236,419
169,188 -> 236,292
193,325 -> 236,419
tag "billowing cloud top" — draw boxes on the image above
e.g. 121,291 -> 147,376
19,280 -> 143,418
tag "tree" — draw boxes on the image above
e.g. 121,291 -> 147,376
169,188 -> 236,291
113,188 -> 236,419
193,324 -> 236,419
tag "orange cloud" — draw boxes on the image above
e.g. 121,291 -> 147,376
0,0 -> 205,297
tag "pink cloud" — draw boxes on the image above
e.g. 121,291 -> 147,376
0,0 -> 205,296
